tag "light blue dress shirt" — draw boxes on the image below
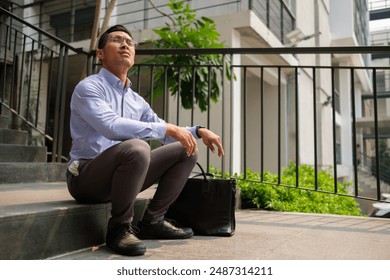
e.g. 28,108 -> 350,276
69,67 -> 198,163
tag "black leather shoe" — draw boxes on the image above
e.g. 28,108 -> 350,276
137,219 -> 194,239
106,223 -> 146,256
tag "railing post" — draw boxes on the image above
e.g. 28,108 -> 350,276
260,67 -> 264,181
350,68 -> 359,197
372,69 -> 382,200
243,66 -> 247,179
230,53 -> 242,176
331,67 -> 338,194
295,67 -> 299,187
221,55 -> 226,178
313,68 -> 319,191
56,48 -> 69,162
277,67 -> 281,184
52,45 -> 65,162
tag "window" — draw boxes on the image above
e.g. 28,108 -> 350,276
50,6 -> 95,42
251,0 -> 296,43
336,142 -> 342,164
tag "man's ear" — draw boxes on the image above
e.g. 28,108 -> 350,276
96,49 -> 104,60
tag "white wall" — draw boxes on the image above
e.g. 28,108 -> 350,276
329,0 -> 354,42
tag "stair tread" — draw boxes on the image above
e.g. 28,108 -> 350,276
0,182 -> 156,216
0,182 -> 70,208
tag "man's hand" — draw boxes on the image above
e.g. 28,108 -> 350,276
165,123 -> 197,156
197,128 -> 224,157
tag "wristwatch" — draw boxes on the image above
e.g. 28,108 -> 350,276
195,125 -> 206,138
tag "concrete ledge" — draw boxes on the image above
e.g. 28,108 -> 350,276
0,129 -> 27,145
0,199 -> 150,260
0,182 -> 154,259
0,162 -> 67,183
0,144 -> 47,162
0,200 -> 110,259
0,115 -> 9,129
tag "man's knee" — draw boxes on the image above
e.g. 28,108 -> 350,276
119,139 -> 151,163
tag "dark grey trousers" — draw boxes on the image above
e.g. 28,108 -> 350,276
66,139 -> 198,229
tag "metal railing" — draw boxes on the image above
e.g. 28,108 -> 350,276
1,6 -> 390,205
133,46 -> 390,205
0,6 -> 93,162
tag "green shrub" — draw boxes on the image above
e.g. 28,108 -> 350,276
212,162 -> 363,216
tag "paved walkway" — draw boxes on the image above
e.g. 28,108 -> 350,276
53,209 -> 390,260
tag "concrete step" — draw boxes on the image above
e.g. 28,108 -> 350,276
0,115 -> 62,183
0,115 -> 9,129
0,144 -> 47,162
0,128 -> 28,145
0,182 -> 155,259
0,162 -> 67,183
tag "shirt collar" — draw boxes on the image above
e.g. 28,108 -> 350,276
99,67 -> 132,91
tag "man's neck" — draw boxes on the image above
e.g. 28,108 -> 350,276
103,66 -> 129,87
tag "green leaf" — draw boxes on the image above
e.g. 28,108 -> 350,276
142,0 -> 231,111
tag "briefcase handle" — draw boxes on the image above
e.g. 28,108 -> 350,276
192,162 -> 214,180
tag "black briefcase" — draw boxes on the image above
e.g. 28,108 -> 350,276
166,163 -> 236,236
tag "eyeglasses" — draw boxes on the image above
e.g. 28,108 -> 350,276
108,35 -> 138,47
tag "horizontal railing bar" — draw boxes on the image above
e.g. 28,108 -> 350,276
135,62 -> 390,70
135,46 -> 390,55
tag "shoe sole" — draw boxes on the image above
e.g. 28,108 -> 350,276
137,231 -> 194,240
106,243 -> 146,256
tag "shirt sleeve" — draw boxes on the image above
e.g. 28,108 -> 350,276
72,80 -> 167,141
137,99 -> 201,143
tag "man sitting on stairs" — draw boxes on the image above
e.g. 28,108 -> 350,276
66,25 -> 224,256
